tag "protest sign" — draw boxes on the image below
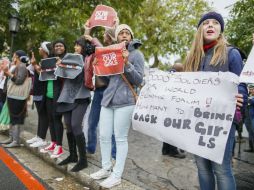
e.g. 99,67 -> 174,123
94,42 -> 125,76
88,5 -> 117,29
240,46 -> 254,83
132,69 -> 238,164
54,53 -> 83,79
39,57 -> 57,81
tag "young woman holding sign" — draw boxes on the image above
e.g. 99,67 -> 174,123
184,12 -> 248,190
90,24 -> 145,188
86,26 -> 117,160
39,40 -> 66,158
56,36 -> 97,172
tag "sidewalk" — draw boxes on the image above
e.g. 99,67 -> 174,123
4,106 -> 254,189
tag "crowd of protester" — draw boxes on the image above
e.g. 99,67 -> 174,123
0,10 -> 253,190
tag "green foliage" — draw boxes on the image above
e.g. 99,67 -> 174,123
158,63 -> 171,71
19,0 -> 91,50
134,0 -> 209,67
226,0 -> 254,55
17,0 -> 145,53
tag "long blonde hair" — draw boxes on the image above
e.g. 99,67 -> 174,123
184,25 -> 228,72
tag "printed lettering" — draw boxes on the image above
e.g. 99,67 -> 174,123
95,11 -> 108,20
102,52 -> 118,67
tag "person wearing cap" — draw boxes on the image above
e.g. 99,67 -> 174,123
39,39 -> 66,158
86,26 -> 117,160
26,42 -> 52,148
0,50 -> 30,148
90,24 -> 145,188
184,11 -> 248,190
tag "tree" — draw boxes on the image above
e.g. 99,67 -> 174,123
17,0 -> 144,53
226,0 -> 254,56
0,0 -> 18,54
133,0 -> 209,68
18,0 -> 92,51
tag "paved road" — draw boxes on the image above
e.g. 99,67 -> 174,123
0,146 -> 49,190
0,160 -> 27,190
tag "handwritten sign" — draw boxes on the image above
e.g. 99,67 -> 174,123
88,5 -> 117,29
132,69 -> 239,164
240,46 -> 254,83
94,42 -> 125,76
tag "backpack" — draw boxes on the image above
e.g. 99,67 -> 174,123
228,45 -> 247,61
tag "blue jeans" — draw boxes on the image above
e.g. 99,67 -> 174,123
99,105 -> 134,178
87,88 -> 116,159
195,125 -> 236,190
248,107 -> 254,143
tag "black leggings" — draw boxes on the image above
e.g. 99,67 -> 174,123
35,101 -> 49,139
46,98 -> 64,145
64,101 -> 89,136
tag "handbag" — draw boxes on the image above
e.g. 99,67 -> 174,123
7,72 -> 32,100
120,74 -> 138,103
95,76 -> 108,88
84,55 -> 94,90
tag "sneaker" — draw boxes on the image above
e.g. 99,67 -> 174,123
112,159 -> 116,167
86,152 -> 95,158
40,142 -> 56,153
99,175 -> 121,188
26,136 -> 39,144
30,139 -> 47,148
169,153 -> 186,159
50,145 -> 63,158
244,149 -> 254,153
3,141 -> 20,148
90,169 -> 111,180
0,138 -> 13,144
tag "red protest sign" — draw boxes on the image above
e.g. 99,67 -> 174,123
94,42 -> 126,76
88,5 -> 117,29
